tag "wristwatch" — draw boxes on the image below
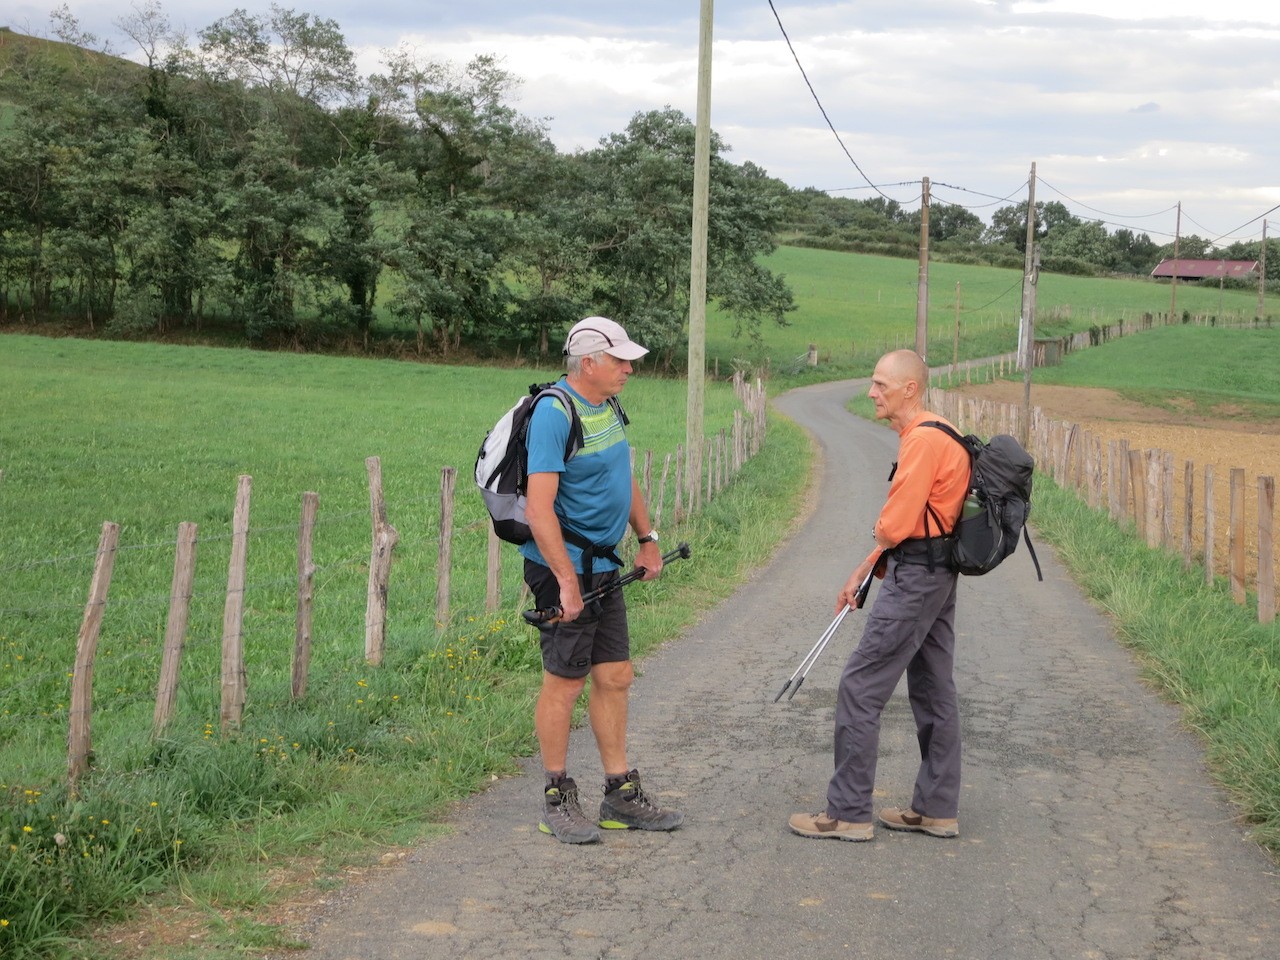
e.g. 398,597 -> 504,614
637,530 -> 660,545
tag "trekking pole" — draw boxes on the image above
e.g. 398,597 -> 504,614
522,542 -> 692,625
773,553 -> 881,703
773,605 -> 849,703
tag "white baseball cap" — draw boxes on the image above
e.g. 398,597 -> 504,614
563,316 -> 649,360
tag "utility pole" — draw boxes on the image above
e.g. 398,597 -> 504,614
1021,244 -> 1039,445
685,0 -> 713,506
915,176 -> 930,360
1170,201 -> 1181,322
1018,162 -> 1037,370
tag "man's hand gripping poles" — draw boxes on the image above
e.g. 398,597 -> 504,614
522,542 -> 693,626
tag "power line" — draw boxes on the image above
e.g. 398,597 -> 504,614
931,180 -> 1030,210
1037,178 -> 1177,221
767,0 -> 898,203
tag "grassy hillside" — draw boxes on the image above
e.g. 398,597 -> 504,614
705,246 -> 1269,381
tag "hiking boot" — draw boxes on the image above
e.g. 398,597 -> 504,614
788,812 -> 874,842
539,779 -> 600,844
598,770 -> 684,831
877,807 -> 959,838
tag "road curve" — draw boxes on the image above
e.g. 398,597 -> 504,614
290,377 -> 1278,960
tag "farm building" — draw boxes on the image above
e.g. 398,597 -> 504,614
1150,259 -> 1260,281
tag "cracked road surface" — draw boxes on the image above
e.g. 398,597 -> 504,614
292,377 -> 1278,960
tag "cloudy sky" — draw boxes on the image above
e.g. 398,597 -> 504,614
7,1 -> 1279,246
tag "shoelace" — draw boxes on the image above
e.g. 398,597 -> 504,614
619,782 -> 657,810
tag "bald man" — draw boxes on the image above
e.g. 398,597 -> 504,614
790,350 -> 972,843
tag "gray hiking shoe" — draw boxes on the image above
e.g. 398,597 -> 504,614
539,778 -> 600,844
599,770 -> 684,831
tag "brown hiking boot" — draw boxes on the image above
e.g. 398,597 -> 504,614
877,807 -> 959,838
788,812 -> 873,842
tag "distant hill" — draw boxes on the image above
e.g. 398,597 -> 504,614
0,24 -> 143,116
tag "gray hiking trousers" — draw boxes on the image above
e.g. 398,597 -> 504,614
826,556 -> 961,823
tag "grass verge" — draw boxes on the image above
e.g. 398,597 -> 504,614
1030,478 -> 1280,856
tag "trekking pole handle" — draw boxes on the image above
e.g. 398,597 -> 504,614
522,542 -> 692,625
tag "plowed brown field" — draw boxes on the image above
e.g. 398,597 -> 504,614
951,381 -> 1279,600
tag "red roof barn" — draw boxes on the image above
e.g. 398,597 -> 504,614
1151,259 -> 1260,281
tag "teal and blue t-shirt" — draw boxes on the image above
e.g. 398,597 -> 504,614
518,379 -> 632,574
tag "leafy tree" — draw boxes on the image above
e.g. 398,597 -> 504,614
575,108 -> 794,366
985,200 -> 1079,252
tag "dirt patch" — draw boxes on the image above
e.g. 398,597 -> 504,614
950,381 -> 1280,602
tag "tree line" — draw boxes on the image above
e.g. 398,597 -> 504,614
0,4 -> 794,364
785,191 -> 1278,284
1,4 -> 1274,362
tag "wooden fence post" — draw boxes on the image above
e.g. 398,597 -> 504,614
1128,450 -> 1146,541
1182,462 -> 1194,570
292,493 -> 318,701
1259,476 -> 1275,624
1143,449 -> 1160,547
154,521 -> 197,733
655,453 -> 671,531
365,457 -> 399,665
1229,467 -> 1246,603
673,444 -> 684,523
68,521 -> 119,788
221,476 -> 251,733
436,466 -> 457,629
1161,452 -> 1175,549
1118,439 -> 1130,523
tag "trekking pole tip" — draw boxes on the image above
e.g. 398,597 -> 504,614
677,542 -> 691,559
772,680 -> 791,703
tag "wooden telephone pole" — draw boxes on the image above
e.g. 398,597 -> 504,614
915,177 -> 930,360
1018,162 -> 1037,370
685,0 -> 713,505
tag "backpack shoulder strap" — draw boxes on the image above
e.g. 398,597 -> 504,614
530,385 -> 585,462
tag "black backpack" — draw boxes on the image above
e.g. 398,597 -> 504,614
923,421 -> 1043,580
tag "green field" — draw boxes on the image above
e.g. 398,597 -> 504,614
1018,323 -> 1280,419
706,246 -> 1271,381
0,334 -> 811,957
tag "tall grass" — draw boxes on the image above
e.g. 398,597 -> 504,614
0,334 -> 811,957
1030,479 -> 1280,853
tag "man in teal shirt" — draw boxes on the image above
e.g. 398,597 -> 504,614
523,316 -> 684,844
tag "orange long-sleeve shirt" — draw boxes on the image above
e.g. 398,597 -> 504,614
864,411 -> 971,568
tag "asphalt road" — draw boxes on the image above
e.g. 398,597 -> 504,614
290,377 -> 1279,960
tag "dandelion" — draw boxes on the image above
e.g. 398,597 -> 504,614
150,802 -> 158,808
2,918 -> 10,926
101,820 -> 110,825
356,679 -> 367,688
22,826 -> 32,833
54,833 -> 66,847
